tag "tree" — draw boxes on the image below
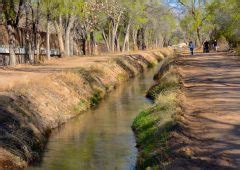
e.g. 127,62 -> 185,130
129,0 -> 148,50
207,0 -> 240,46
40,0 -> 54,60
119,0 -> 147,52
2,0 -> 24,66
44,0 -> 84,57
103,0 -> 124,52
79,0 -> 105,55
145,0 -> 176,47
178,0 -> 208,45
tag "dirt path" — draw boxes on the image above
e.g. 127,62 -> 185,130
0,50 -> 160,91
176,53 -> 240,169
0,55 -> 120,91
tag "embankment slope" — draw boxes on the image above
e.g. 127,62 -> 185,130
132,56 -> 183,169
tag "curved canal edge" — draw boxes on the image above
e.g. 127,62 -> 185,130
0,49 -> 173,169
132,56 -> 184,169
29,56 -> 164,170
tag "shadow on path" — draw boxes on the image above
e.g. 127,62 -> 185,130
172,52 -> 240,169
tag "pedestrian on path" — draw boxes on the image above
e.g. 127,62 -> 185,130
189,41 -> 195,55
203,41 -> 210,53
213,40 -> 218,52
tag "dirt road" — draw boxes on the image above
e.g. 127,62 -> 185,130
0,49 -> 171,92
0,50 -> 164,91
176,53 -> 240,169
0,54 -> 120,91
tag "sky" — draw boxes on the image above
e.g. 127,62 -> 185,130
162,0 -> 186,16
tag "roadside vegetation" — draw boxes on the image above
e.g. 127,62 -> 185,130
132,57 -> 183,169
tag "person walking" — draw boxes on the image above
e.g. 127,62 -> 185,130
213,40 -> 218,52
189,41 -> 195,55
203,41 -> 210,53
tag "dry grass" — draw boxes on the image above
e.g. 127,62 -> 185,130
0,148 -> 26,170
148,69 -> 181,100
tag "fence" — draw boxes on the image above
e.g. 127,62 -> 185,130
0,45 -> 60,66
0,45 -> 60,55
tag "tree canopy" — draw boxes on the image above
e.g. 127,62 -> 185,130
176,0 -> 240,47
0,0 -> 239,66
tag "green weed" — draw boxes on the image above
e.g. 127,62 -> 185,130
90,91 -> 101,107
73,100 -> 88,113
147,71 -> 180,100
133,67 -> 182,169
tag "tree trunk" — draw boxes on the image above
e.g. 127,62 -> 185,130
46,18 -> 51,60
102,31 -> 110,51
197,27 -> 201,46
7,25 -> 17,66
163,37 -> 168,47
108,23 -> 112,51
122,21 -> 130,52
132,29 -> 138,51
88,39 -> 91,55
111,13 -> 122,52
127,36 -> 130,52
111,26 -> 115,52
32,0 -> 40,63
137,29 -> 141,50
90,32 -> 97,55
2,0 -> 24,66
25,3 -> 34,64
141,28 -> 146,50
65,30 -> 71,56
82,38 -> 86,55
155,39 -> 158,48
70,35 -> 74,56
28,43 -> 34,64
36,38 -> 40,60
64,15 -> 75,56
116,36 -> 120,52
54,16 -> 65,57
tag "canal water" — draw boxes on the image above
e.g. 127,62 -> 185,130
29,64 -> 160,170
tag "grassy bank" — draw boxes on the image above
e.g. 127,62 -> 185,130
132,57 -> 183,169
0,49 -> 172,169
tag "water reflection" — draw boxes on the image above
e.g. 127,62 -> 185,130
29,65 -> 159,170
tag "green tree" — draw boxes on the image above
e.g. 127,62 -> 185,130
178,0 -> 208,45
207,0 -> 240,46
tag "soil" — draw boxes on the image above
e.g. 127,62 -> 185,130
168,52 -> 240,169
